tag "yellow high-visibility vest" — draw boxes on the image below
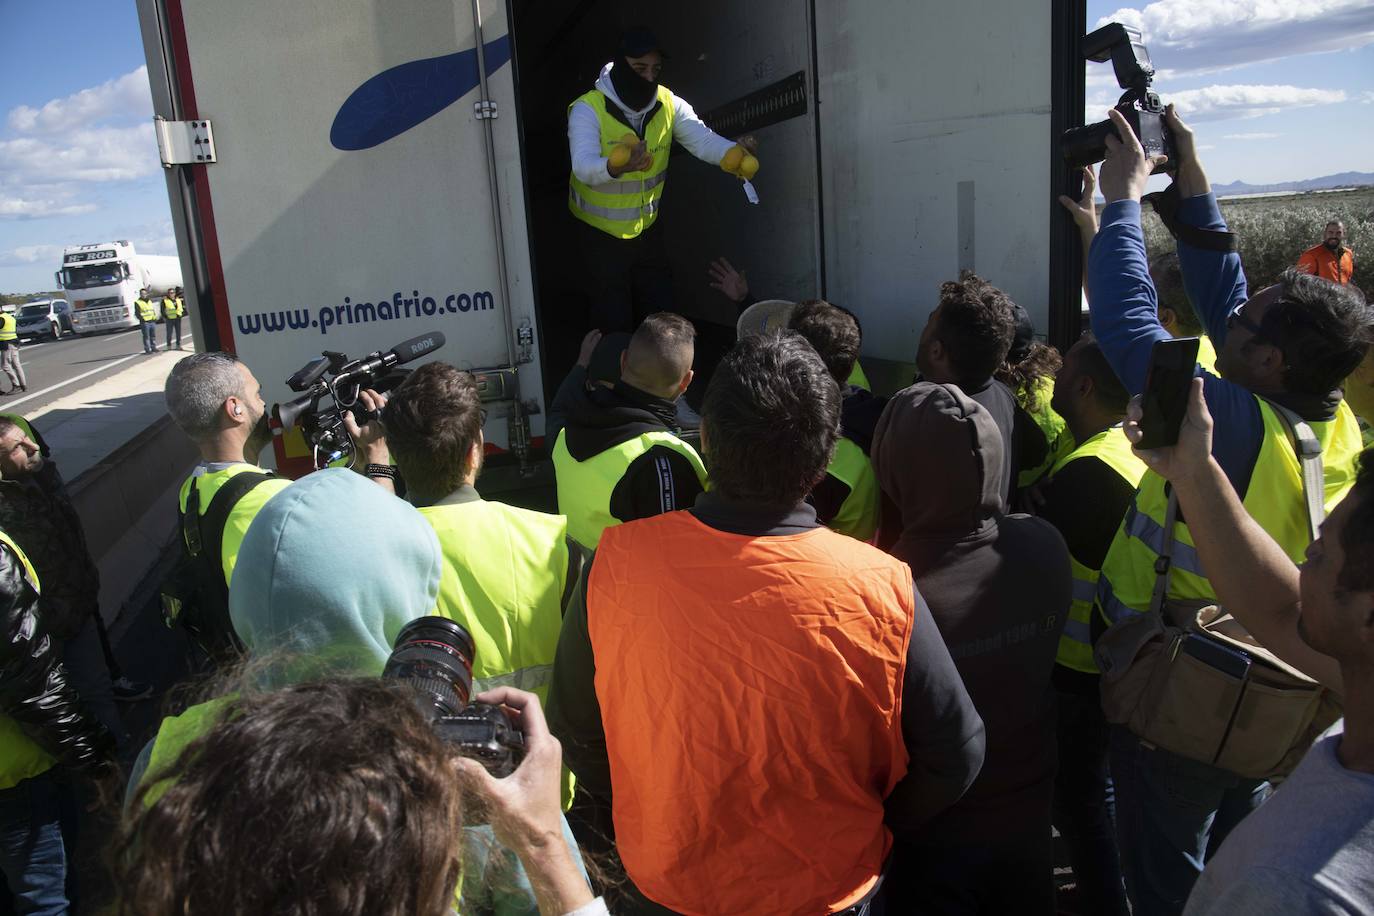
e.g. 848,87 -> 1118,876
420,497 -> 575,806
178,465 -> 291,585
825,437 -> 880,542
1098,399 -> 1361,626
568,85 -> 675,239
1047,428 -> 1146,673
0,530 -> 55,790
552,428 -> 706,548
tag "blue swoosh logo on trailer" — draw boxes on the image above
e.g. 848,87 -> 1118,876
330,35 -> 512,151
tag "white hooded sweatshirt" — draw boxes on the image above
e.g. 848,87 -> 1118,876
568,61 -> 735,187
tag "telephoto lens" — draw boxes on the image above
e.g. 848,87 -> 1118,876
382,616 -> 477,716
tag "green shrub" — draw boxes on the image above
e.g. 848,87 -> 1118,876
1140,188 -> 1372,291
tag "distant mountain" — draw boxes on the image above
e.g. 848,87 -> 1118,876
1212,172 -> 1374,197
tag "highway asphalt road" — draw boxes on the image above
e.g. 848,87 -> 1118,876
0,324 -> 192,416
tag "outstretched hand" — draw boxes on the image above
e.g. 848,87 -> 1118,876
1124,377 -> 1212,482
1057,166 -> 1099,233
707,257 -> 749,303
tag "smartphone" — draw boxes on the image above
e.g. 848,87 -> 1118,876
1179,632 -> 1252,681
1137,337 -> 1200,449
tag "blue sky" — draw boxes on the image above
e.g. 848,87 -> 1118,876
1,0 -> 1372,293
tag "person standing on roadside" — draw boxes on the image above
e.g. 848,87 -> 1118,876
136,288 -> 160,354
163,287 -> 185,350
0,309 -> 25,394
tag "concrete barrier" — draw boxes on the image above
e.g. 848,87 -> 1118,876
67,415 -> 197,632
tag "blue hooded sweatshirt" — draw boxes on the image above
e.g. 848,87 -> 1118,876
229,468 -> 443,678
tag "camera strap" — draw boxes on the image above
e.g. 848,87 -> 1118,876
1261,399 -> 1326,543
1143,185 -> 1239,253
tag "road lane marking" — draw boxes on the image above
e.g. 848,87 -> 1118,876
0,335 -> 194,411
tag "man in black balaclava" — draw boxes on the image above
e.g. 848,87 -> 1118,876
568,27 -> 762,333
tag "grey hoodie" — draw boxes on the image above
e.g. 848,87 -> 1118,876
872,382 -> 1071,837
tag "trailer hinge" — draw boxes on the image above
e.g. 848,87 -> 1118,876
154,117 -> 216,167
474,100 -> 499,120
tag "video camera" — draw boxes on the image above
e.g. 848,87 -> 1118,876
1061,23 -> 1174,171
273,331 -> 445,469
382,616 -> 526,778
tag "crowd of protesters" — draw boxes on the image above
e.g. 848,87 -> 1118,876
0,98 -> 1370,916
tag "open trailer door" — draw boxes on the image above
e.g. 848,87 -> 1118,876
510,0 -> 1083,378
812,0 -> 1085,364
139,0 -> 545,475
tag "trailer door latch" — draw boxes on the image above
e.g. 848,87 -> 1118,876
155,117 -> 217,167
474,100 -> 499,120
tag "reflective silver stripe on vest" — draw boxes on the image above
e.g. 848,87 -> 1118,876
1122,504 -> 1205,577
1096,577 -> 1136,624
473,664 -> 553,695
1062,616 -> 1092,645
569,189 -> 660,222
586,172 -> 668,195
1071,577 -> 1097,603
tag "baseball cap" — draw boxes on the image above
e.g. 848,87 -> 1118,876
736,299 -> 797,340
620,27 -> 668,59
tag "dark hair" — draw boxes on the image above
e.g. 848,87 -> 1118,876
995,341 -> 1062,412
1073,333 -> 1130,413
788,299 -> 861,385
1149,252 -> 1204,336
625,312 -> 695,394
1259,268 -> 1373,396
933,273 -> 1016,386
702,332 -> 839,505
115,678 -> 463,916
1338,449 -> 1374,595
383,362 -> 484,504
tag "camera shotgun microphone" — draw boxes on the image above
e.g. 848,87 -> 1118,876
388,331 -> 446,366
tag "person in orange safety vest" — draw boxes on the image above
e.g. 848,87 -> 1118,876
1297,220 -> 1355,285
546,331 -> 986,915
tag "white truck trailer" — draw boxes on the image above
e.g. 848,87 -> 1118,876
56,241 -> 183,334
136,0 -> 1086,477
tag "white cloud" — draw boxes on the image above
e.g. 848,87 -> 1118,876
1222,131 -> 1282,140
1167,84 -> 1345,120
0,194 -> 98,219
7,67 -> 153,134
0,123 -> 160,184
0,244 -> 68,267
1096,1 -> 1374,75
0,68 -> 161,221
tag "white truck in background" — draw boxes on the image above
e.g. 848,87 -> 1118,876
55,241 -> 183,335
136,0 -> 1086,480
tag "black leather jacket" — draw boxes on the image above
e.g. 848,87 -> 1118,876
0,540 -> 113,772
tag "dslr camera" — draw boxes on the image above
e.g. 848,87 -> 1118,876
273,331 -> 445,469
382,616 -> 526,777
1062,22 -> 1174,171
